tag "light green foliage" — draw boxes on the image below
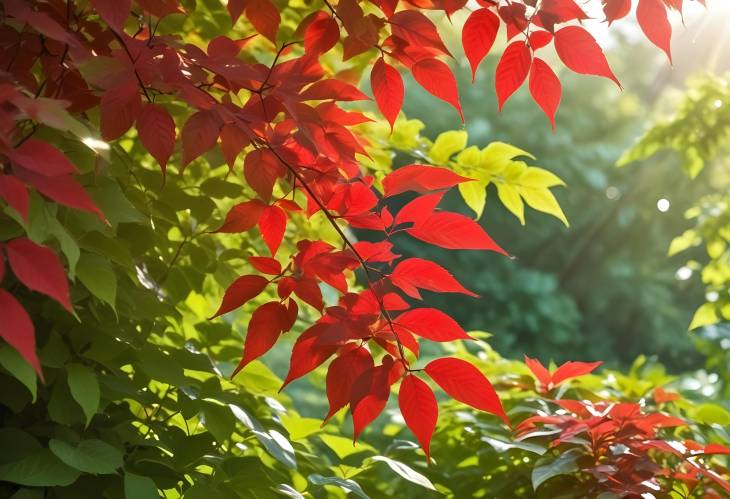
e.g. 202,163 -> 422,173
621,74 -> 730,331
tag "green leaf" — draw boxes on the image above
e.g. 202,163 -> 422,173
371,456 -> 435,490
481,436 -> 546,455
0,345 -> 37,401
308,474 -> 370,499
229,404 -> 297,469
76,252 -> 117,311
429,130 -> 467,164
49,439 -> 123,475
693,403 -> 730,425
531,448 -> 582,490
319,433 -> 376,459
124,472 -> 160,499
689,303 -> 719,330
280,414 -> 322,440
66,363 -> 100,426
202,402 -> 235,444
0,449 -> 80,487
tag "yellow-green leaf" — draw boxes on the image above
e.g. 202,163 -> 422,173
429,130 -> 468,164
689,302 -> 719,330
496,183 -> 525,225
519,187 -> 569,226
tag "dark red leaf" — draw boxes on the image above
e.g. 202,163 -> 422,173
370,57 -> 404,130
462,8 -> 500,82
424,357 -> 509,424
90,0 -> 130,32
411,59 -> 464,121
382,165 -> 471,196
399,374 -> 438,460
219,124 -> 250,172
10,140 -> 76,177
4,238 -> 72,312
529,57 -> 562,129
13,169 -> 105,221
101,81 -> 142,141
0,174 -> 29,220
282,323 -> 339,388
301,80 -> 370,101
390,10 -> 450,56
495,40 -> 531,110
351,358 -> 393,441
0,289 -> 42,379
554,26 -> 620,87
136,103 -> 176,177
210,274 -> 269,318
181,110 -> 220,168
246,0 -> 280,43
244,149 -> 283,203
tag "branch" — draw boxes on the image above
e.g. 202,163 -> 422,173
264,144 -> 410,367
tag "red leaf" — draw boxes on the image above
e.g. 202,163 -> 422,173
0,174 -> 29,220
407,211 -> 507,254
244,149 -> 283,203
258,205 -> 287,255
325,345 -> 374,421
136,103 -> 176,177
210,274 -> 269,318
462,8 -> 500,82
395,308 -> 472,342
232,301 -> 288,376
551,360 -> 602,385
554,26 -> 620,87
524,356 -> 552,388
637,0 -> 672,63
391,258 -> 477,299
214,200 -> 266,233
246,0 -> 281,43
602,0 -> 632,24
394,192 -> 444,226
101,81 -> 142,141
399,374 -> 438,460
10,139 -> 76,176
411,59 -> 464,121
351,359 -> 393,441
529,30 -> 553,50
390,11 -> 450,56
248,256 -> 282,275
301,80 -> 369,101
181,111 -> 220,168
219,124 -> 250,172
495,40 -> 531,110
90,0 -> 130,32
370,57 -> 404,130
13,169 -> 105,221
382,165 -> 471,197
529,58 -> 562,129
282,323 -> 339,388
0,289 -> 42,379
424,357 -> 508,424
304,15 -> 340,54
4,238 -> 72,312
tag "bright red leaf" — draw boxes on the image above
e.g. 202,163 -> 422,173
407,211 -> 508,254
462,8 -> 500,82
411,59 -> 464,121
258,205 -> 287,255
210,274 -> 269,318
325,345 -> 374,421
637,0 -> 672,63
382,165 -> 471,196
399,374 -> 438,460
390,257 -> 477,299
495,40 -> 531,110
554,26 -> 620,87
395,308 -> 472,341
371,57 -> 404,130
232,301 -> 288,376
529,57 -> 562,129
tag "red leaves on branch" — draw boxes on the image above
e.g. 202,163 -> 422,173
0,0 -> 705,462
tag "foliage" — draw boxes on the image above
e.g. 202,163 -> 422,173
0,0 -> 725,498
620,73 -> 730,333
